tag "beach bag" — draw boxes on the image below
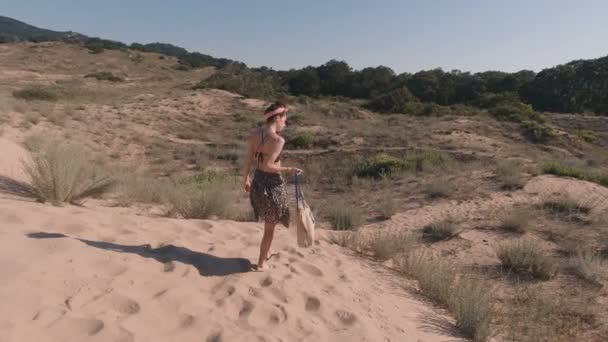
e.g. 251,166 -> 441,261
294,173 -> 315,247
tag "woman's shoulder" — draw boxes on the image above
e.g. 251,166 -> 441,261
267,132 -> 285,145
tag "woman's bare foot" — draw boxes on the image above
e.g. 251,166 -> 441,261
256,263 -> 269,271
266,252 -> 280,261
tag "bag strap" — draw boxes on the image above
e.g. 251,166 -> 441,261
295,173 -> 304,206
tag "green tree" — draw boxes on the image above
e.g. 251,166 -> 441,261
288,67 -> 321,96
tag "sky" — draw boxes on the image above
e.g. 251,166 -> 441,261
3,0 -> 608,74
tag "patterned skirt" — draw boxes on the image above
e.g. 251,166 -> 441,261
249,169 -> 290,228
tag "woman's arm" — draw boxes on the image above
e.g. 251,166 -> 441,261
242,140 -> 254,191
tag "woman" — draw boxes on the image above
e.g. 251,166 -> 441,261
242,101 -> 302,270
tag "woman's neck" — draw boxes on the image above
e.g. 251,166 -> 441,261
264,122 -> 279,135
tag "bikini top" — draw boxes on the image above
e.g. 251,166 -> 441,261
254,129 -> 281,168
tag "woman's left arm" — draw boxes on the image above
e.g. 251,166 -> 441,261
242,141 -> 254,192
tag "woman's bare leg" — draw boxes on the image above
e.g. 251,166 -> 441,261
258,221 -> 276,270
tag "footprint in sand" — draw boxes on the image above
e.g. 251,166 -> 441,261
51,318 -> 105,337
239,301 -> 255,318
296,262 -> 324,277
305,296 -> 321,312
199,222 -> 214,232
212,284 -> 236,307
248,287 -> 264,299
179,314 -> 195,328
116,327 -> 135,342
109,294 -> 141,315
163,261 -> 176,272
269,304 -> 288,325
288,257 -> 299,263
335,310 -> 357,326
269,287 -> 289,304
153,288 -> 168,299
260,276 -> 273,287
206,329 -> 223,342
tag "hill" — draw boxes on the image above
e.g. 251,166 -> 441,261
0,15 -> 86,42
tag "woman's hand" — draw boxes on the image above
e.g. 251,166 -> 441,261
243,177 -> 251,192
291,167 -> 303,174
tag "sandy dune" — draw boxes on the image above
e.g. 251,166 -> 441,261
0,196 -> 463,342
0,136 -> 458,342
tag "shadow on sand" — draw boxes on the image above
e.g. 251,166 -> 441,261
27,232 -> 254,277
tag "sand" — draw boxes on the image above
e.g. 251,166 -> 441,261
0,138 -> 457,342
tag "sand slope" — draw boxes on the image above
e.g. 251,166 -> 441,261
0,196 -> 460,342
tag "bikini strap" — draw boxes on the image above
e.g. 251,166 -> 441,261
255,128 -> 266,168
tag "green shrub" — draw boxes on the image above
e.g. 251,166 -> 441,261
542,161 -> 608,187
0,33 -> 17,44
521,120 -> 555,143
192,170 -> 237,185
496,239 -> 557,280
355,154 -> 406,179
287,132 -> 315,149
193,69 -> 286,99
85,71 -> 125,82
489,102 -> 537,123
543,161 -> 585,179
575,129 -> 599,143
405,150 -> 453,172
543,195 -> 591,216
367,87 -> 418,113
476,92 -> 522,109
13,87 -> 59,102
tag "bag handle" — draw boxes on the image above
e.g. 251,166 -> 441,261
295,173 -> 305,206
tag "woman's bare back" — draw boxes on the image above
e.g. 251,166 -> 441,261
248,128 -> 284,172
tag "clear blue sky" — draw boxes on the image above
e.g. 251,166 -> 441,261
3,0 -> 608,73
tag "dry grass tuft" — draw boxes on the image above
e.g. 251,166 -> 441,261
163,183 -> 231,219
496,239 -> 557,280
498,207 -> 534,234
422,219 -> 458,241
367,230 -> 417,260
397,251 -> 493,341
326,201 -> 363,230
378,195 -> 397,220
424,179 -> 455,199
22,141 -> 115,205
497,160 -> 527,190
501,286 -> 598,342
571,252 -> 606,285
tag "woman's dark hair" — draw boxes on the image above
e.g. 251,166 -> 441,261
265,101 -> 288,123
